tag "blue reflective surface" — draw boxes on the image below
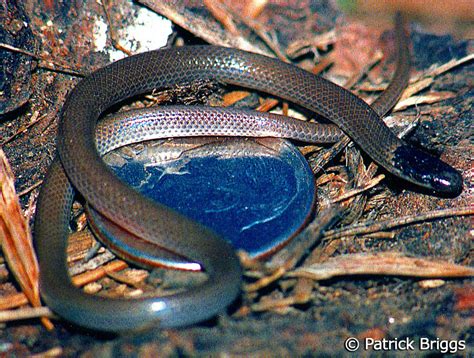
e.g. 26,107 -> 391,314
106,138 -> 315,257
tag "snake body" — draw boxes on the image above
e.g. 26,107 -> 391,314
34,15 -> 462,332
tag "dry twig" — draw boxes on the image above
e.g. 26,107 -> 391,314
289,252 -> 474,281
100,0 -> 133,56
1,111 -> 45,146
0,43 -> 85,77
323,207 -> 473,241
0,307 -> 54,322
331,174 -> 385,203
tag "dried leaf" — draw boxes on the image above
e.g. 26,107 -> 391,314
0,148 -> 53,329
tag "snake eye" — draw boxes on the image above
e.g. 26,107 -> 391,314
392,145 -> 463,196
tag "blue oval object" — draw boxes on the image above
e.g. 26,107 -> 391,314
99,137 -> 315,265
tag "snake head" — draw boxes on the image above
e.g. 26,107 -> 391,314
393,144 -> 463,197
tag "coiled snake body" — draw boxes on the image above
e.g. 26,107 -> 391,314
34,15 -> 462,332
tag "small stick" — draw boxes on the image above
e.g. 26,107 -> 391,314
256,98 -> 279,112
0,293 -> 28,310
0,307 -> 54,322
331,174 -> 385,203
71,259 -> 128,287
100,0 -> 133,56
1,112 -> 44,146
0,43 -> 85,76
323,207 -> 473,241
18,181 -> 43,197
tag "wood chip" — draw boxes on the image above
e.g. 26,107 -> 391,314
418,279 -> 446,289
